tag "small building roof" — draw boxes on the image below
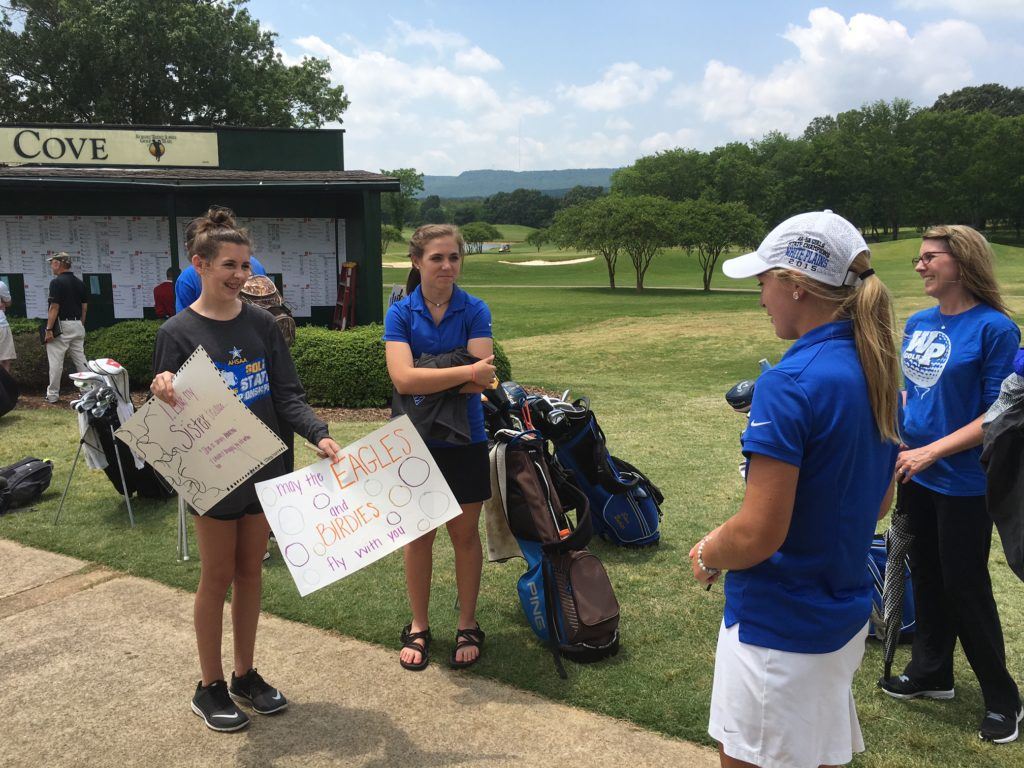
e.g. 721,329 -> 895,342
0,166 -> 399,192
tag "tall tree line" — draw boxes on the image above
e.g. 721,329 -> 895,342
612,92 -> 1024,240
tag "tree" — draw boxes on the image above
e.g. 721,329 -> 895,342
380,168 -> 424,228
419,195 -> 448,224
678,199 -> 763,291
380,224 -> 404,256
611,148 -> 710,201
550,197 -> 627,289
0,0 -> 349,125
483,188 -> 558,228
613,196 -> 681,291
560,185 -> 606,209
525,228 -> 550,252
460,221 -> 501,252
932,84 -> 1024,118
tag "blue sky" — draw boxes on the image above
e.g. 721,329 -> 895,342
248,1 -> 1024,174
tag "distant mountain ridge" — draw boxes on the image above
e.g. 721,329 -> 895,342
422,168 -> 618,198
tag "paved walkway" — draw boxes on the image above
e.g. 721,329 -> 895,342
1,539 -> 718,767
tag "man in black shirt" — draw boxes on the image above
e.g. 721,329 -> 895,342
44,252 -> 88,403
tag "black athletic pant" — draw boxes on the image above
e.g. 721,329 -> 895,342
903,480 -> 1019,714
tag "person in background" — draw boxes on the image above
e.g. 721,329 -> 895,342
693,210 -> 900,768
43,252 -> 88,404
154,266 -> 179,318
175,252 -> 266,313
0,275 -> 15,373
384,224 -> 496,672
151,207 -> 340,733
879,225 -> 1022,744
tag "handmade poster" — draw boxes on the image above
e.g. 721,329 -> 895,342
256,416 -> 461,597
115,346 -> 285,513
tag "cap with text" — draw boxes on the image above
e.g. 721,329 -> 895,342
722,210 -> 869,287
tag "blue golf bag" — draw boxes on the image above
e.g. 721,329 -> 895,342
491,429 -> 621,677
867,533 -> 916,641
526,396 -> 664,547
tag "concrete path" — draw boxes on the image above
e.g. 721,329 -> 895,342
1,539 -> 718,768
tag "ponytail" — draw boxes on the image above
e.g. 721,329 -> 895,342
775,253 -> 900,443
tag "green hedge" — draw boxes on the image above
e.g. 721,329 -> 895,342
9,317 -> 514,408
84,319 -> 163,388
291,323 -> 512,408
7,317 -> 38,335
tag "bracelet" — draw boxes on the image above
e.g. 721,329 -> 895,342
697,536 -> 721,577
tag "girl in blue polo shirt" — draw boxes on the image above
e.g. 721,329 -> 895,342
383,224 -> 496,672
694,211 -> 900,768
879,225 -> 1021,744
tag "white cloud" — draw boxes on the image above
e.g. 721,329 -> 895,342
671,8 -> 990,140
560,62 -> 672,111
455,46 -> 503,72
639,128 -> 698,155
604,116 -> 633,132
389,19 -> 468,53
897,0 -> 1024,19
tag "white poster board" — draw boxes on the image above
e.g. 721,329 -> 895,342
114,346 -> 286,513
256,415 -> 460,597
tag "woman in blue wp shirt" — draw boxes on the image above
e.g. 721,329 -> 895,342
879,225 -> 1021,744
384,224 -> 496,672
696,211 -> 900,768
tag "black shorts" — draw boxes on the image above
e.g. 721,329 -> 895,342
429,442 -> 491,505
189,501 -> 264,521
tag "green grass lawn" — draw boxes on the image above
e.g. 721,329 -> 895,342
4,238 -> 1024,767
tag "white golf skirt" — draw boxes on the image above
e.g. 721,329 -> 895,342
708,620 -> 869,768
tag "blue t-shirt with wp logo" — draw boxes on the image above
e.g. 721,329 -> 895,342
901,304 -> 1020,496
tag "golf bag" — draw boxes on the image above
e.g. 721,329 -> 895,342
0,457 -> 53,512
492,429 -> 620,677
526,396 -> 663,547
71,359 -> 173,500
867,533 -> 916,642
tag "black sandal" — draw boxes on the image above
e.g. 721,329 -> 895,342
450,625 -> 485,669
399,624 -> 431,671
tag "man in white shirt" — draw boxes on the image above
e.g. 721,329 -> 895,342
0,277 -> 15,373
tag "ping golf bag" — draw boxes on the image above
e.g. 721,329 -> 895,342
525,395 -> 663,547
71,358 -> 172,499
491,429 -> 620,677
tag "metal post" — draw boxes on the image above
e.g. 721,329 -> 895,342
177,496 -> 190,561
109,424 -> 135,528
53,438 -> 86,525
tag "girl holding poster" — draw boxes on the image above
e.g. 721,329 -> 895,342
384,224 -> 496,671
150,207 -> 341,732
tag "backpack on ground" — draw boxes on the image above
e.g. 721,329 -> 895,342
492,429 -> 620,677
240,275 -> 296,347
867,533 -> 916,642
526,395 -> 664,547
0,457 -> 54,511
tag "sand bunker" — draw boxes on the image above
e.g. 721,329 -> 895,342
498,257 -> 596,266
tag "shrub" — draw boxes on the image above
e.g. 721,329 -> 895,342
85,320 -> 163,388
10,330 -> 49,390
8,317 -> 38,335
291,323 -> 512,408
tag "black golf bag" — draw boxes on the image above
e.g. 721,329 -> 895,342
491,428 -> 620,677
526,396 -> 663,547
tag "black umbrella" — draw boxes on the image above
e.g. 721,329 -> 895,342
882,483 -> 914,681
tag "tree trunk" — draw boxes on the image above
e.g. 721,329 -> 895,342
605,255 -> 616,289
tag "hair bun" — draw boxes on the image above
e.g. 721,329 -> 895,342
205,206 -> 237,228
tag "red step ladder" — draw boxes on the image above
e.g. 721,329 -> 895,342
332,262 -> 357,330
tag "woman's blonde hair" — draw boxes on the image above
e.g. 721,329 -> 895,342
922,225 -> 1010,316
185,207 -> 251,262
773,252 -> 901,443
405,224 -> 466,294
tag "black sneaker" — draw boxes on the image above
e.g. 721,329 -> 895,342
979,707 -> 1023,744
191,680 -> 250,732
229,668 -> 288,714
878,674 -> 955,700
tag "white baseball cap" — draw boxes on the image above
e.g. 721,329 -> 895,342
722,210 -> 869,287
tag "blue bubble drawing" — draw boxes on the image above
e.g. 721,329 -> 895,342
277,506 -> 304,536
419,491 -> 451,520
364,479 -> 383,496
